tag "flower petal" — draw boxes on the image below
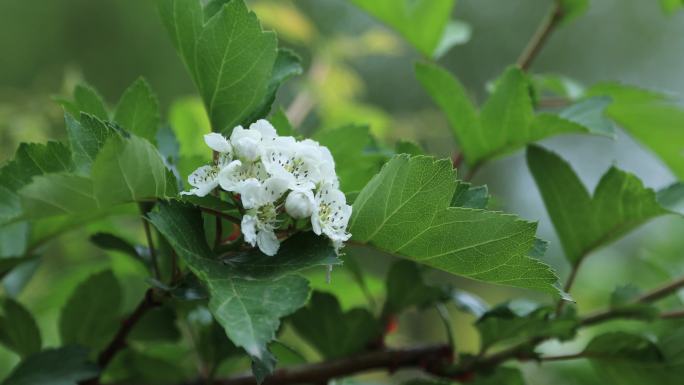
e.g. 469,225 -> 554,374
257,229 -> 280,256
204,133 -> 232,154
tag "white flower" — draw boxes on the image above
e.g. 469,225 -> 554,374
204,133 -> 232,155
181,165 -> 220,197
229,125 -> 262,161
311,183 -> 352,252
218,159 -> 269,197
240,177 -> 289,256
300,139 -> 339,188
250,119 -> 277,139
285,190 -> 315,219
262,141 -> 323,191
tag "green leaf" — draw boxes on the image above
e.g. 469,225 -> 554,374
383,260 -> 447,315
451,182 -> 489,209
558,96 -> 614,136
582,330 -> 684,385
395,140 -> 424,156
586,83 -> 684,180
657,182 -> 684,214
251,350 -> 276,384
0,257 -> 27,279
315,125 -> 386,192
585,332 -> 663,360
661,0 -> 684,14
1,346 -> 99,385
0,141 -> 73,192
269,107 -> 295,137
91,135 -> 177,205
57,83 -> 109,121
0,298 -> 41,358
0,142 -> 73,225
560,0 -> 589,24
527,145 -> 671,265
19,173 -> 98,219
59,270 -> 122,351
65,113 -> 114,174
114,77 -> 161,142
105,347 -> 188,385
195,0 -> 277,132
416,63 -> 594,166
350,0 -> 456,58
148,201 -> 336,359
476,300 -> 578,350
244,49 -> 303,124
90,232 -> 140,259
350,155 -> 559,293
157,0 -> 204,82
290,291 -> 381,359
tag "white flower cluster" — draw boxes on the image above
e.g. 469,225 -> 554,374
181,119 -> 352,256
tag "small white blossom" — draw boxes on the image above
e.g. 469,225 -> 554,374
262,141 -> 321,191
285,190 -> 315,219
204,133 -> 232,155
182,118 -> 352,255
311,183 -> 352,252
250,119 -> 277,139
180,165 -> 220,197
218,159 -> 269,200
300,139 -> 339,188
240,177 -> 289,256
230,125 -> 262,161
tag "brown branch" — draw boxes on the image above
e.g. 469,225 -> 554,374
516,1 -> 565,71
637,276 -> 684,303
81,289 -> 161,385
660,309 -> 684,320
581,275 -> 684,326
197,345 -> 451,385
539,352 -> 584,362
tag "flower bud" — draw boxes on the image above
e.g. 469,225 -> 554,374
285,190 -> 314,219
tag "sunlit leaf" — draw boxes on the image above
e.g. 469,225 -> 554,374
416,63 -> 601,167
350,0 -> 456,58
350,155 -> 559,293
527,145 -> 673,265
114,77 -> 160,142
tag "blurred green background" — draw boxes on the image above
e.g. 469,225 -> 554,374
1,0 -> 684,383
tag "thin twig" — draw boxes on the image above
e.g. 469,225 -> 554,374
581,275 -> 684,326
539,352 -> 584,362
637,276 -> 684,303
660,309 -> 684,320
81,289 -> 160,385
191,345 -> 451,385
516,1 -> 565,71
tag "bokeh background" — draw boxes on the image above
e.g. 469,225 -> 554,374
1,0 -> 684,383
